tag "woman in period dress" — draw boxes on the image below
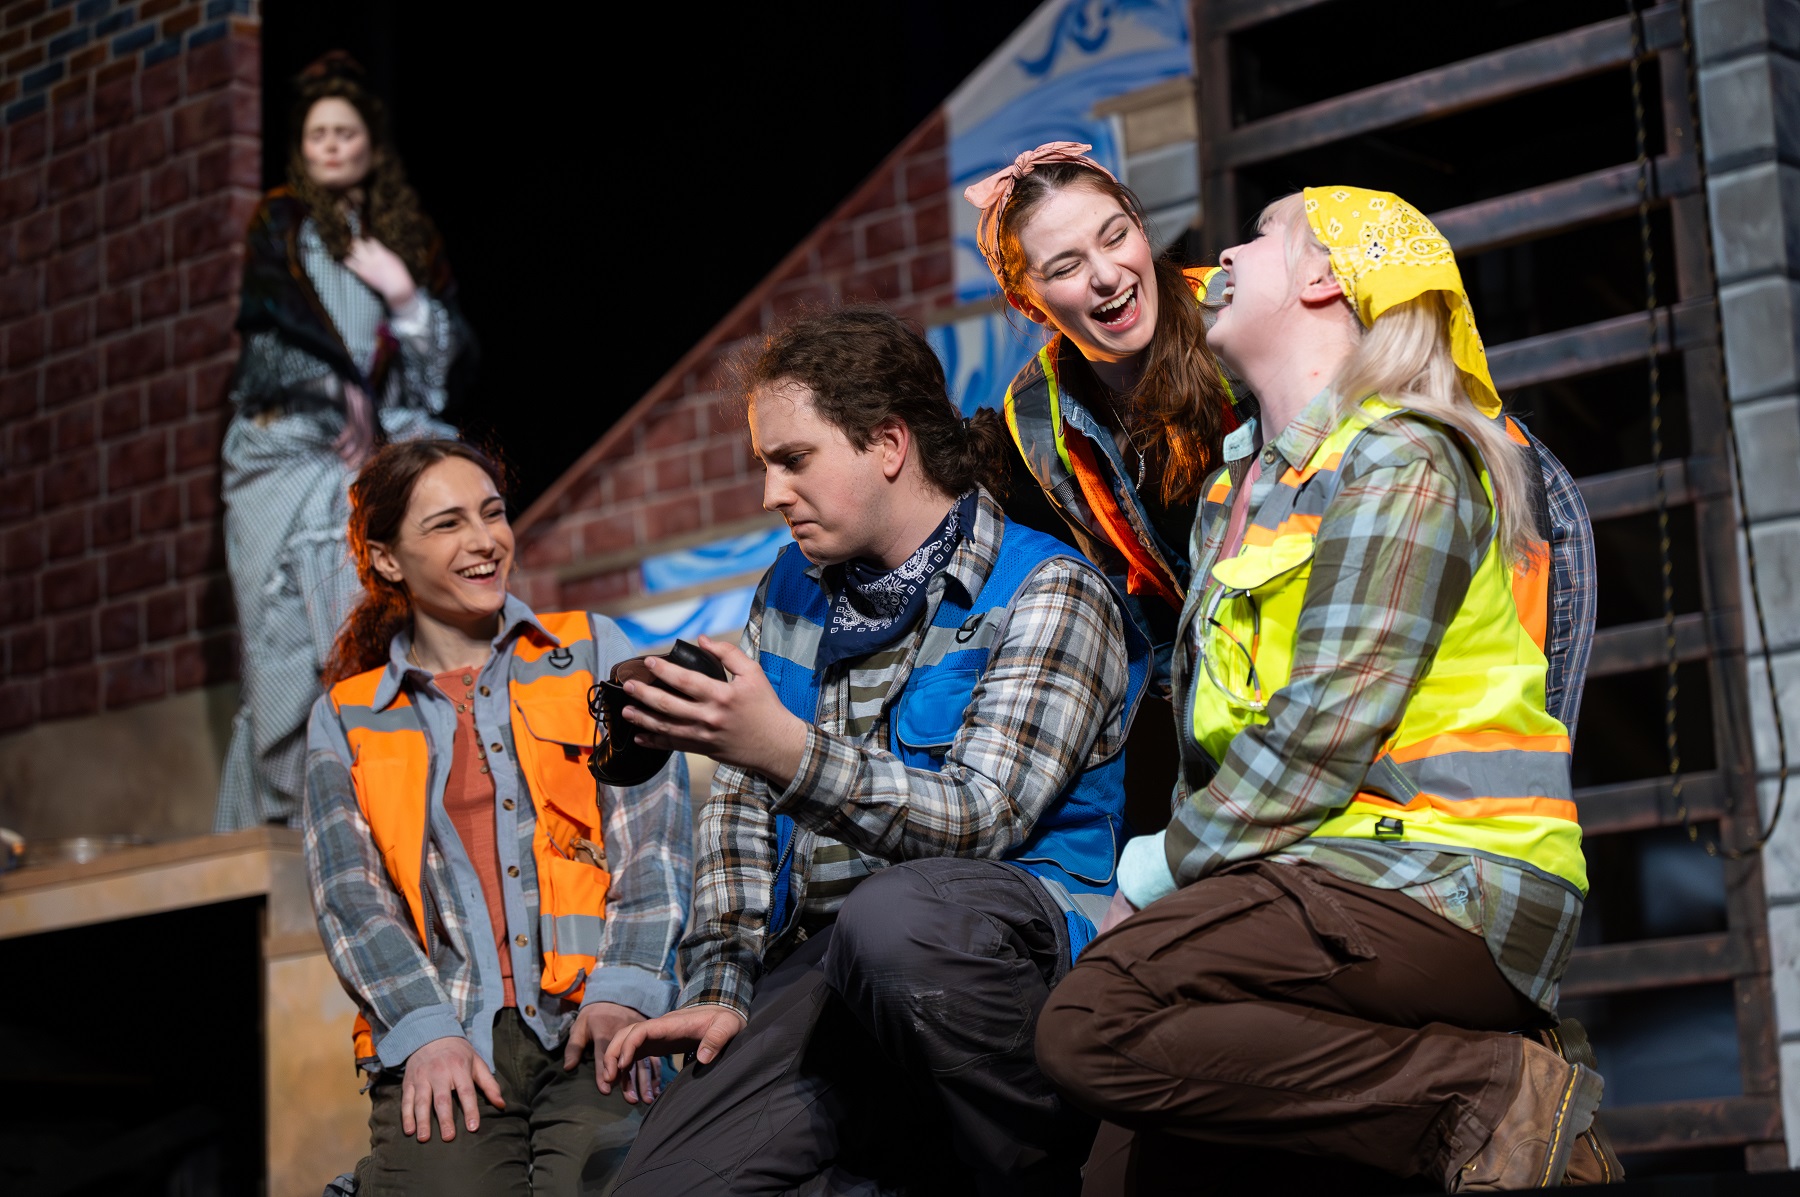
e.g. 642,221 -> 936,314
215,53 -> 469,830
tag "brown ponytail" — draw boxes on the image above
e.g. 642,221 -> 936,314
738,304 -> 1014,497
322,439 -> 507,686
964,407 -> 1015,497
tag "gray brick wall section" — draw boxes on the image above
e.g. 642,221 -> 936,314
1699,0 -> 1800,1162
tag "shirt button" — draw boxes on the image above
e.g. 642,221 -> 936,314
479,765 -> 490,775
515,933 -> 528,947
462,674 -> 474,686
456,703 -> 467,713
524,1004 -> 536,1018
480,686 -> 491,697
490,742 -> 504,754
1262,448 -> 1276,464
507,865 -> 520,878
503,799 -> 515,810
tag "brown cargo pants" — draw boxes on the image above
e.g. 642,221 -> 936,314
1036,860 -> 1547,1191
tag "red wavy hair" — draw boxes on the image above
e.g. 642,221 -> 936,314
322,439 -> 507,686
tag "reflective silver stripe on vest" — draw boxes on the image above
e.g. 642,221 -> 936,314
542,910 -> 603,964
912,597 -> 1007,669
1245,457 -> 1339,533
1033,871 -> 1112,927
762,603 -> 824,669
1378,749 -> 1572,804
1005,367 -> 1074,491
336,702 -> 423,735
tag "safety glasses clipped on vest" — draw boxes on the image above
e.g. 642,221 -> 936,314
1199,586 -> 1267,713
587,639 -> 727,787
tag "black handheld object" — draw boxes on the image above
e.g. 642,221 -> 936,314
588,639 -> 728,787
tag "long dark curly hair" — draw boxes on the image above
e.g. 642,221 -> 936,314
285,52 -> 439,281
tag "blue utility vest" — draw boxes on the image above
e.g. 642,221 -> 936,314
757,520 -> 1150,962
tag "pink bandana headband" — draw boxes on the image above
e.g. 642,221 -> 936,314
963,141 -> 1120,278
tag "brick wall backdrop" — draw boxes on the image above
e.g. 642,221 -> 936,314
511,112 -> 954,613
0,0 -> 259,736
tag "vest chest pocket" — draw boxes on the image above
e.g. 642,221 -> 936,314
512,698 -> 601,832
1198,534 -> 1318,719
891,667 -> 983,766
538,851 -> 611,994
1208,531 -> 1317,595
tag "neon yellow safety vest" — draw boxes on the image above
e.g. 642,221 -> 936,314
1185,397 -> 1587,895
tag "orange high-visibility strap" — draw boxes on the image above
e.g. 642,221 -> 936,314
1064,427 -> 1183,609
1350,789 -> 1580,824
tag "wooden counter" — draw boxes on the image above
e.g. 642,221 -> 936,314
0,827 -> 366,1195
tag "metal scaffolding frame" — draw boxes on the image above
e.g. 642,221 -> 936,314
1190,0 -> 1786,1166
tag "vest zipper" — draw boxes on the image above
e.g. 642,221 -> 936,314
767,827 -> 801,945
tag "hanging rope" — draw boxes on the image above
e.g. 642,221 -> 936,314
1626,0 -> 1787,857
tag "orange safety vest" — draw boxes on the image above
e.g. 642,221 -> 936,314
328,611 -> 611,1063
1001,266 -> 1239,609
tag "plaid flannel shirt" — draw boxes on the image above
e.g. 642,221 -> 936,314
302,597 -> 692,1072
679,491 -> 1132,1019
1147,395 -> 1583,1013
1521,420 -> 1597,739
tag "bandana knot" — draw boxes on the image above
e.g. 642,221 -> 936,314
962,141 -> 1121,278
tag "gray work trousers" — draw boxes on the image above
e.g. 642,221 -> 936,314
614,858 -> 1092,1196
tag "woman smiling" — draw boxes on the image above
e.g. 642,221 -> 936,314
1035,189 -> 1612,1192
303,440 -> 690,1194
966,146 -> 1594,742
967,143 -> 1237,691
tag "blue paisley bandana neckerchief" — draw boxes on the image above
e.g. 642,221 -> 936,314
814,491 -> 978,672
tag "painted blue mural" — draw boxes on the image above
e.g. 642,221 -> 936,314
615,524 -> 792,652
929,0 -> 1192,416
620,0 -> 1194,649
640,525 -> 790,594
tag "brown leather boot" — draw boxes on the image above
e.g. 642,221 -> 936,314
1536,1021 -> 1624,1185
1449,1038 -> 1604,1191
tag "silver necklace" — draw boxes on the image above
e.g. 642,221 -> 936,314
1104,396 -> 1149,490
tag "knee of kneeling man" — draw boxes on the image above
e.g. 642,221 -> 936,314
826,866 -> 940,980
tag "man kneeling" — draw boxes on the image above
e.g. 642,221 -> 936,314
601,307 -> 1146,1195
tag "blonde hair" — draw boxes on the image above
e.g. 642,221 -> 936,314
1263,195 -> 1540,567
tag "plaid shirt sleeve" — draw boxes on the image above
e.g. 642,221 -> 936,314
584,616 -> 694,1019
774,558 -> 1130,861
677,575 -> 780,1019
301,695 -> 463,1066
1165,419 -> 1489,886
1522,425 -> 1596,740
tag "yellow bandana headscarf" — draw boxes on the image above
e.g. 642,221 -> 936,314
1301,186 -> 1501,418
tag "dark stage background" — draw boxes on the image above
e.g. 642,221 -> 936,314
260,0 -> 1043,509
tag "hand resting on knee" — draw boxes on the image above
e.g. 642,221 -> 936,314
599,1005 -> 747,1100
400,1035 -> 505,1143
